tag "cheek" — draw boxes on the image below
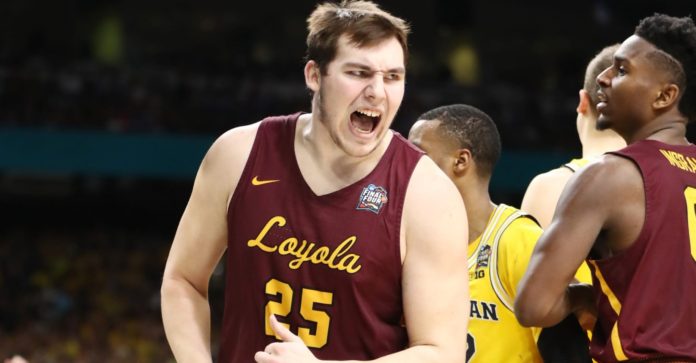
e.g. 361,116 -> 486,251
387,84 -> 405,103
617,83 -> 652,108
434,156 -> 451,173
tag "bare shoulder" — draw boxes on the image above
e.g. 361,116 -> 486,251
555,153 -> 644,254
568,154 -> 640,193
206,122 -> 261,165
558,153 -> 642,220
402,157 -> 467,248
405,156 -> 464,213
201,122 -> 261,184
521,167 -> 574,227
527,167 -> 574,191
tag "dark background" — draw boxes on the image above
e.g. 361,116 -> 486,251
1,1 -> 694,361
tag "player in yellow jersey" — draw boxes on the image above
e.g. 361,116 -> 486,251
409,104 -> 543,362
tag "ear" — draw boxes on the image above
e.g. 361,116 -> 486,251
304,60 -> 321,93
576,89 -> 591,114
653,83 -> 680,111
453,148 -> 473,176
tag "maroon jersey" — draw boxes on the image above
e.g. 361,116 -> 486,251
588,140 -> 696,362
218,113 -> 423,362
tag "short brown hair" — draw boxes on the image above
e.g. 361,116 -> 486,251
583,44 -> 620,115
306,0 -> 410,74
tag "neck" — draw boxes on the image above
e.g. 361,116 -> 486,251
627,116 -> 690,146
582,134 -> 627,158
458,178 -> 496,245
578,113 -> 626,158
297,113 -> 392,187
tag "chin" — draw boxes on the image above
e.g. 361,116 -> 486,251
343,144 -> 379,158
596,117 -> 611,131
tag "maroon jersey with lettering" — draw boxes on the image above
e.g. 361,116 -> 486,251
587,140 -> 696,362
217,113 -> 423,362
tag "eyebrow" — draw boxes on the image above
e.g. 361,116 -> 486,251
614,55 -> 627,63
343,62 -> 406,74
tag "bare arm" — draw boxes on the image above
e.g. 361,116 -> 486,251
515,156 -> 642,327
392,157 -> 470,362
255,157 -> 470,363
520,168 -> 573,229
161,124 -> 258,362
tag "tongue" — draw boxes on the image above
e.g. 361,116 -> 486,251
351,112 -> 374,133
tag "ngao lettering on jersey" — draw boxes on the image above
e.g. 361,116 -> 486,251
659,149 -> 696,174
356,184 -> 388,214
247,216 -> 363,274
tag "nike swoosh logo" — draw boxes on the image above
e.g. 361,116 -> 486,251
252,176 -> 280,186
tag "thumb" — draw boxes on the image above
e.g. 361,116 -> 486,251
269,314 -> 303,343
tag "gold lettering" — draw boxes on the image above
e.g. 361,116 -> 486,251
288,242 -> 316,270
247,217 -> 364,274
660,149 -> 680,167
311,247 -> 331,264
247,216 -> 285,252
674,152 -> 691,172
660,149 -> 696,173
339,254 -> 362,273
278,237 -> 298,255
687,157 -> 696,173
327,237 -> 363,273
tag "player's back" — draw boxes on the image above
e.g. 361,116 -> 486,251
588,139 -> 696,362
218,113 -> 422,362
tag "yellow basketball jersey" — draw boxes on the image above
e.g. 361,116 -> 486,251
563,157 -> 590,172
467,204 -> 542,363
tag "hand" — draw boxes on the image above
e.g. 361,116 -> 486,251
255,315 -> 320,363
568,283 -> 597,331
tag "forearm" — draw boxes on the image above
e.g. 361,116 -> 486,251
518,283 -> 593,327
161,277 -> 214,363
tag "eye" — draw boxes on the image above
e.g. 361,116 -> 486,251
617,65 -> 627,76
347,70 -> 368,78
385,73 -> 403,82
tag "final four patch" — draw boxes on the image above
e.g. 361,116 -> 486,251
356,184 -> 388,214
476,245 -> 491,269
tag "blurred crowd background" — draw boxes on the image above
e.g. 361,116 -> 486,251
1,0 -> 694,361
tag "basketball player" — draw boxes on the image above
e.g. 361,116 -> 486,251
521,44 -> 625,229
521,44 -> 626,363
515,14 -> 696,362
409,104 -> 543,362
160,1 -> 470,363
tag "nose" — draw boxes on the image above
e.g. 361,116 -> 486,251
364,74 -> 386,102
596,65 -> 612,88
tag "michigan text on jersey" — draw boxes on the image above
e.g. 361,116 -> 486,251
470,299 -> 499,321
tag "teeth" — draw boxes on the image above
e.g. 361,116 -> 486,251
357,109 -> 381,118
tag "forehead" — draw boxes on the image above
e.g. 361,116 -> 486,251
615,35 -> 658,64
409,119 -> 439,138
409,120 -> 446,150
332,34 -> 405,69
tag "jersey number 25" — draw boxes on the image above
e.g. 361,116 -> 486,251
264,278 -> 334,348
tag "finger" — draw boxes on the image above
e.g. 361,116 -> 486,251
254,350 -> 273,363
269,314 -> 303,343
264,342 -> 282,355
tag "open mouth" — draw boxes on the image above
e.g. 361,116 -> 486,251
350,109 -> 382,134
